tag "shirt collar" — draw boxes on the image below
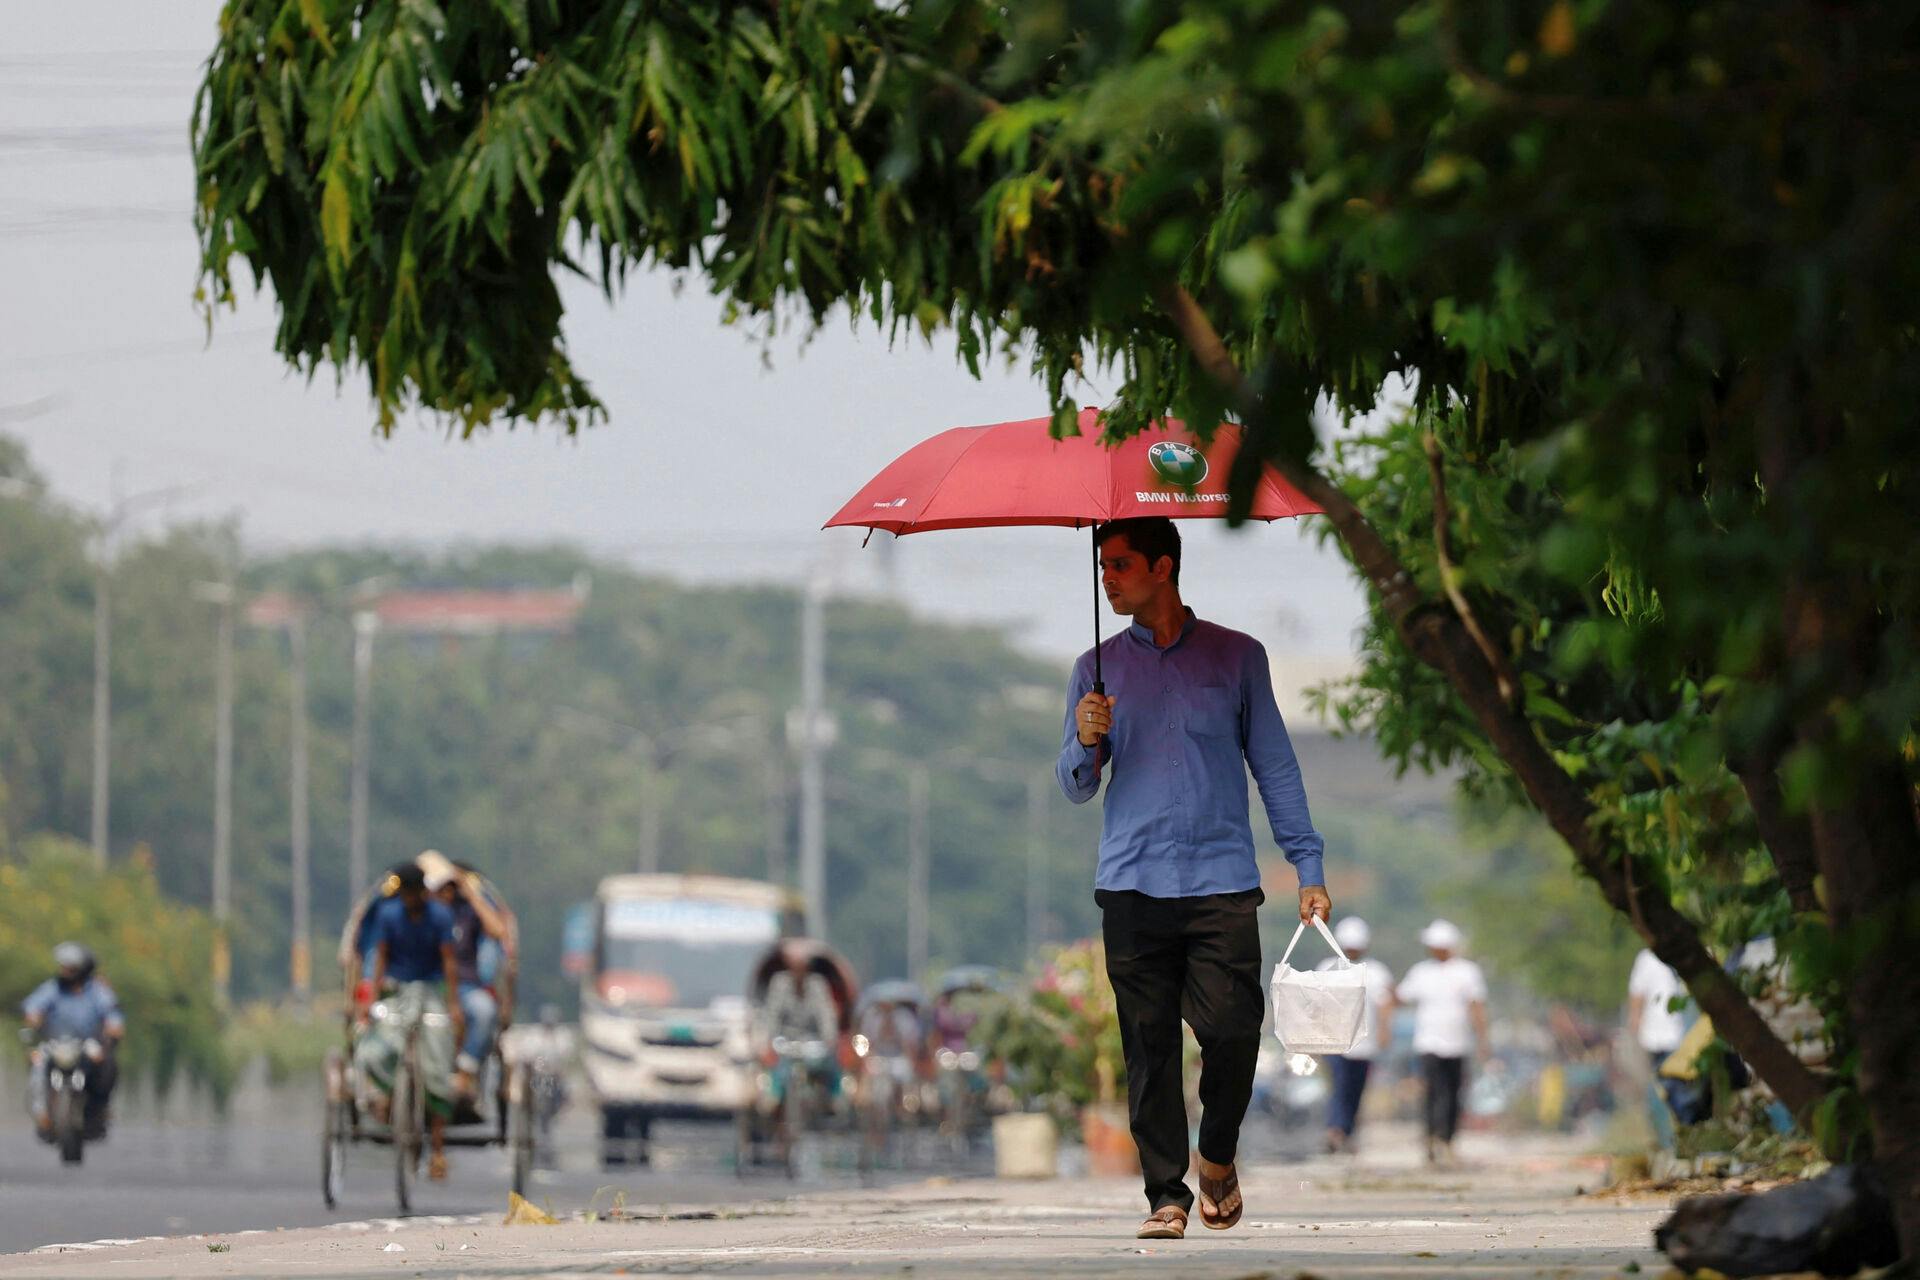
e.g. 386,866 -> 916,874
1127,607 -> 1198,651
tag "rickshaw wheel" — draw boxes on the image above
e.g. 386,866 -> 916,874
509,1066 -> 535,1197
392,1035 -> 424,1213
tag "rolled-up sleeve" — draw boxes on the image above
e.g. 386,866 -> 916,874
1241,643 -> 1325,887
1056,655 -> 1106,804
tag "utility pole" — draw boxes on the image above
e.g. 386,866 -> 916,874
287,611 -> 312,999
348,608 -> 378,895
762,749 -> 787,887
795,578 -> 830,938
1026,774 -> 1049,960
88,478 -> 200,868
907,764 -> 931,986
636,736 -> 662,874
246,591 -> 315,1000
192,579 -> 237,1005
90,554 -> 111,868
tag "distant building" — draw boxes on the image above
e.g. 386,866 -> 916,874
246,578 -> 591,657
375,580 -> 589,657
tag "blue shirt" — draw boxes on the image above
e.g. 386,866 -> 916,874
369,896 -> 455,984
1056,610 -> 1325,897
22,977 -> 124,1041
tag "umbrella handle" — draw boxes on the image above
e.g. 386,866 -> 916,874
1090,523 -> 1105,698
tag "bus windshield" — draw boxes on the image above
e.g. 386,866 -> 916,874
599,898 -> 778,1011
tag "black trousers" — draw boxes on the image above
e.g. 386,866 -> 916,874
1420,1053 -> 1466,1143
1098,887 -> 1264,1214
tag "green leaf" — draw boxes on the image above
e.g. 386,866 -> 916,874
320,150 -> 353,278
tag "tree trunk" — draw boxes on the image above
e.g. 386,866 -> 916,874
1155,284 -> 1833,1122
1784,575 -> 1920,1254
1732,751 -> 1823,915
1763,390 -> 1920,1257
1806,762 -> 1920,1255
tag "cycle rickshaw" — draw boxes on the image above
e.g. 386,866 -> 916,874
734,939 -> 859,1178
321,856 -> 536,1211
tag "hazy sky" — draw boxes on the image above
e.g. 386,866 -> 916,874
3,4 -> 1370,702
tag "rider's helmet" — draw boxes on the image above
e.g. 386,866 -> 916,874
52,942 -> 95,985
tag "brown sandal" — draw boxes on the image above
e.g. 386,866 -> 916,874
1136,1205 -> 1188,1239
1197,1162 -> 1242,1230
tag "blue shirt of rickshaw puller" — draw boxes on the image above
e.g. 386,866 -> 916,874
1055,610 -> 1325,897
21,977 -> 125,1041
369,896 -> 455,984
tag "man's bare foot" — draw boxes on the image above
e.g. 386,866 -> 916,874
428,1152 -> 448,1180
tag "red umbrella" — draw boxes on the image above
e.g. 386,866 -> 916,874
824,407 -> 1322,694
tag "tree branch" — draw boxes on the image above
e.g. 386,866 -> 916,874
1424,428 -> 1521,709
1153,279 -> 1833,1123
1732,750 -> 1823,915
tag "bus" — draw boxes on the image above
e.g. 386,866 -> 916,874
580,874 -> 804,1166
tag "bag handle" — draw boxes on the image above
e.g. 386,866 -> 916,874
1278,914 -> 1352,970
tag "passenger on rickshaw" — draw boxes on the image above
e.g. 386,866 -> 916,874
353,861 -> 466,1180
420,852 -> 512,1099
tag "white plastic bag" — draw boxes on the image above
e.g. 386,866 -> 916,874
1269,915 -> 1367,1055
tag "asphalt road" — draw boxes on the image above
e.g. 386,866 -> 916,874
0,1082 -> 1317,1254
0,1091 -> 896,1253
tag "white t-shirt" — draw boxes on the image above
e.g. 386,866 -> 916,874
1395,957 -> 1487,1058
1628,949 -> 1688,1054
1314,956 -> 1396,1059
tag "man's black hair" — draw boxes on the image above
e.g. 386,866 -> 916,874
1097,517 -> 1182,584
392,862 -> 427,892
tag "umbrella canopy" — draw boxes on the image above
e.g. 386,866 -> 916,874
825,407 -> 1322,694
823,407 -> 1318,536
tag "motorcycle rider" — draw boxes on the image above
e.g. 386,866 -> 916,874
21,943 -> 124,1141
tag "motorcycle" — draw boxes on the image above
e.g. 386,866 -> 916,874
28,1033 -> 105,1165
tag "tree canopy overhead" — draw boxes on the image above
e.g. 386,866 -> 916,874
195,0 -> 1920,1253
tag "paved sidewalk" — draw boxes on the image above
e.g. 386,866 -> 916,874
7,1127 -> 1670,1278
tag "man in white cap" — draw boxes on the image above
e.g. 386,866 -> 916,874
1314,916 -> 1395,1154
1394,920 -> 1488,1164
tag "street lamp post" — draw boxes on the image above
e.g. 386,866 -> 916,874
191,578 -> 237,1006
287,611 -> 312,998
1025,774 -> 1049,960
906,764 -> 931,986
247,592 -> 315,1000
796,578 -> 830,937
87,481 -> 197,868
348,608 -> 378,896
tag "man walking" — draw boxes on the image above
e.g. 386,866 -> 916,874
1395,919 -> 1488,1164
1315,916 -> 1395,1154
1058,517 -> 1330,1241
1626,947 -> 1691,1145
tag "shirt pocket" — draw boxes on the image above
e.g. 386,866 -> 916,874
1184,685 -> 1240,740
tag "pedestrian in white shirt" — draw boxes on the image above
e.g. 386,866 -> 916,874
1314,916 -> 1394,1154
1626,948 -> 1691,1143
1394,920 -> 1489,1164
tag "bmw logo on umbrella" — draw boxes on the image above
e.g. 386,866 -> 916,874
1147,440 -> 1209,486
